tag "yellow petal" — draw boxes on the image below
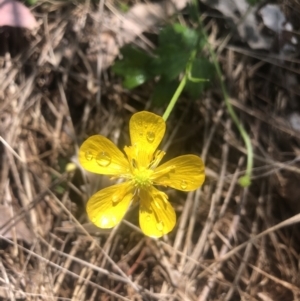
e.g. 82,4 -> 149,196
139,186 -> 176,238
79,135 -> 130,176
86,182 -> 134,228
129,111 -> 166,168
152,155 -> 205,191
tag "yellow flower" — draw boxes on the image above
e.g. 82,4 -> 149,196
79,111 -> 205,238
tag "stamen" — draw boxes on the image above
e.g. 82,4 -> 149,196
149,150 -> 166,169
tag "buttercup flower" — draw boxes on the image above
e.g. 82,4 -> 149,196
79,111 -> 205,238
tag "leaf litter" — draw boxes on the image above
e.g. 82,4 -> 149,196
0,0 -> 300,300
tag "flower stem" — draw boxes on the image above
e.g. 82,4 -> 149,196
213,57 -> 253,186
163,0 -> 253,186
194,3 -> 253,186
162,51 -> 197,122
162,73 -> 188,122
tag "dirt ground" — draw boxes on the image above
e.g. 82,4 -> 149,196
1,0 -> 300,300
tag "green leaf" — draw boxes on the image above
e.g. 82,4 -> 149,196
150,24 -> 199,81
246,0 -> 261,5
122,70 -> 148,89
112,24 -> 202,89
159,23 -> 198,50
151,79 -> 178,107
26,0 -> 37,5
117,1 -> 130,12
151,52 -> 190,81
185,57 -> 215,99
186,3 -> 200,23
112,46 -> 153,89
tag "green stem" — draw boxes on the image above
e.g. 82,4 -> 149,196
161,14 -> 253,185
191,0 -> 253,186
162,71 -> 188,122
162,51 -> 198,122
162,50 -> 197,121
215,61 -> 253,186
203,31 -> 253,186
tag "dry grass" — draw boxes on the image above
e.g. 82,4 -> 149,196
1,1 -> 300,300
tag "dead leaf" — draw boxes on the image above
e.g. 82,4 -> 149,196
55,221 -> 110,236
0,205 -> 34,245
259,4 -> 297,52
0,0 -> 37,29
259,4 -> 287,34
201,0 -> 272,49
202,0 -> 297,52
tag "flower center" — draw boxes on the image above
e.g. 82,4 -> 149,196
133,167 -> 153,188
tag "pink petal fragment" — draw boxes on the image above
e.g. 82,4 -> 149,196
0,0 -> 37,29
